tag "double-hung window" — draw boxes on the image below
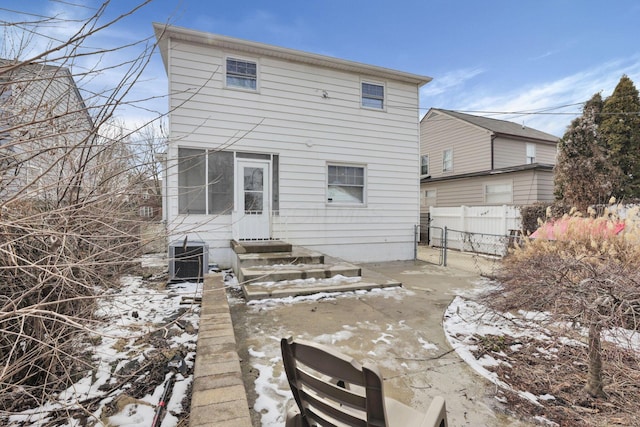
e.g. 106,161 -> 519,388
442,149 -> 453,172
421,154 -> 429,175
361,82 -> 384,109
526,143 -> 536,164
327,164 -> 365,204
226,58 -> 257,90
178,148 -> 234,214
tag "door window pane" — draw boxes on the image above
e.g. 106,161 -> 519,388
244,166 -> 264,213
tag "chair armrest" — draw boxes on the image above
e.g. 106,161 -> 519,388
420,396 -> 448,427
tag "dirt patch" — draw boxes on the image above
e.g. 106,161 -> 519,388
471,334 -> 640,426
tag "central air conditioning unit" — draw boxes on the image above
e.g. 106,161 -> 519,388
169,239 -> 209,282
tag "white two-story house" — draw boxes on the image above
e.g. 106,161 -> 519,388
154,24 -> 432,267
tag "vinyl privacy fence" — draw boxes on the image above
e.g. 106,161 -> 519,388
427,205 -> 522,256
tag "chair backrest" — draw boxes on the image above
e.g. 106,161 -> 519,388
281,336 -> 389,426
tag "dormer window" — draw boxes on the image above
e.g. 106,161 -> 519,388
226,58 -> 257,90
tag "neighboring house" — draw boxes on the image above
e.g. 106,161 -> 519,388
133,178 -> 162,220
0,59 -> 94,202
420,108 -> 559,211
154,24 -> 432,267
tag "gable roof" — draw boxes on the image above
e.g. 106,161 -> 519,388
426,108 -> 559,143
153,23 -> 433,86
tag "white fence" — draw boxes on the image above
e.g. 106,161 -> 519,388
428,205 -> 522,256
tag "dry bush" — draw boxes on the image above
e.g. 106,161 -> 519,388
0,196 -> 143,412
1,0 -> 165,416
485,204 -> 640,399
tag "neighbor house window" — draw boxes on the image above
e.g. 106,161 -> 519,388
485,182 -> 513,204
526,143 -> 536,164
421,154 -> 429,175
423,189 -> 436,207
327,164 -> 365,204
361,82 -> 384,109
226,58 -> 257,90
178,148 -> 234,214
442,149 -> 453,172
139,206 -> 154,217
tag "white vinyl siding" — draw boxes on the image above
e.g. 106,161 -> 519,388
494,137 -> 556,168
420,111 -> 492,178
164,35 -> 422,265
420,170 -> 555,207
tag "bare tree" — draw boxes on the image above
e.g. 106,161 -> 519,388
1,0 -> 169,418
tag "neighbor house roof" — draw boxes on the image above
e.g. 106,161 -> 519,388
428,108 -> 559,143
153,23 -> 433,86
420,162 -> 554,183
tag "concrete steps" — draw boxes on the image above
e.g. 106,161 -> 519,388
230,240 -> 401,301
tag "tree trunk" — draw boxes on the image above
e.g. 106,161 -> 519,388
584,322 -> 606,398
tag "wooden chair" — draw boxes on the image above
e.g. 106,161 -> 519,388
281,336 -> 448,427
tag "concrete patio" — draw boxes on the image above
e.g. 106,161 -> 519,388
189,248 -> 530,427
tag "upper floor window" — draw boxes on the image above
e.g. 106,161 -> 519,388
226,58 -> 257,90
421,154 -> 429,175
361,82 -> 384,109
526,143 -> 536,164
442,149 -> 453,172
327,164 -> 365,205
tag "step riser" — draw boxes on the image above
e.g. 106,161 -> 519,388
238,255 -> 324,268
240,267 -> 362,284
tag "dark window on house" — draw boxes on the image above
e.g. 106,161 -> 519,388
421,154 -> 429,175
361,82 -> 384,109
226,58 -> 257,90
178,148 -> 233,214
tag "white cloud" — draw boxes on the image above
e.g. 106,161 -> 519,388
421,67 -> 485,97
424,56 -> 640,136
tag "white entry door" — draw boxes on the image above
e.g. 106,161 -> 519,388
236,159 -> 270,240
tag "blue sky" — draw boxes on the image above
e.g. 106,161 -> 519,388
2,0 -> 640,136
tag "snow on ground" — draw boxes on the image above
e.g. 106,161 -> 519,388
7,275 -> 202,427
443,279 -> 640,409
235,274 -> 640,427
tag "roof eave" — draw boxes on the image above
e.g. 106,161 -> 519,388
153,23 -> 432,86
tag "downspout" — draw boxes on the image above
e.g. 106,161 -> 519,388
490,133 -> 495,170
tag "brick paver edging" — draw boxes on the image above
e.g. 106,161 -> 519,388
190,274 -> 252,427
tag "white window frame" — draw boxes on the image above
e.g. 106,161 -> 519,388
484,181 -> 513,204
326,163 -> 366,206
526,143 -> 536,164
361,80 -> 385,110
421,154 -> 429,175
139,206 -> 154,218
225,56 -> 258,91
422,189 -> 436,207
442,149 -> 453,172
